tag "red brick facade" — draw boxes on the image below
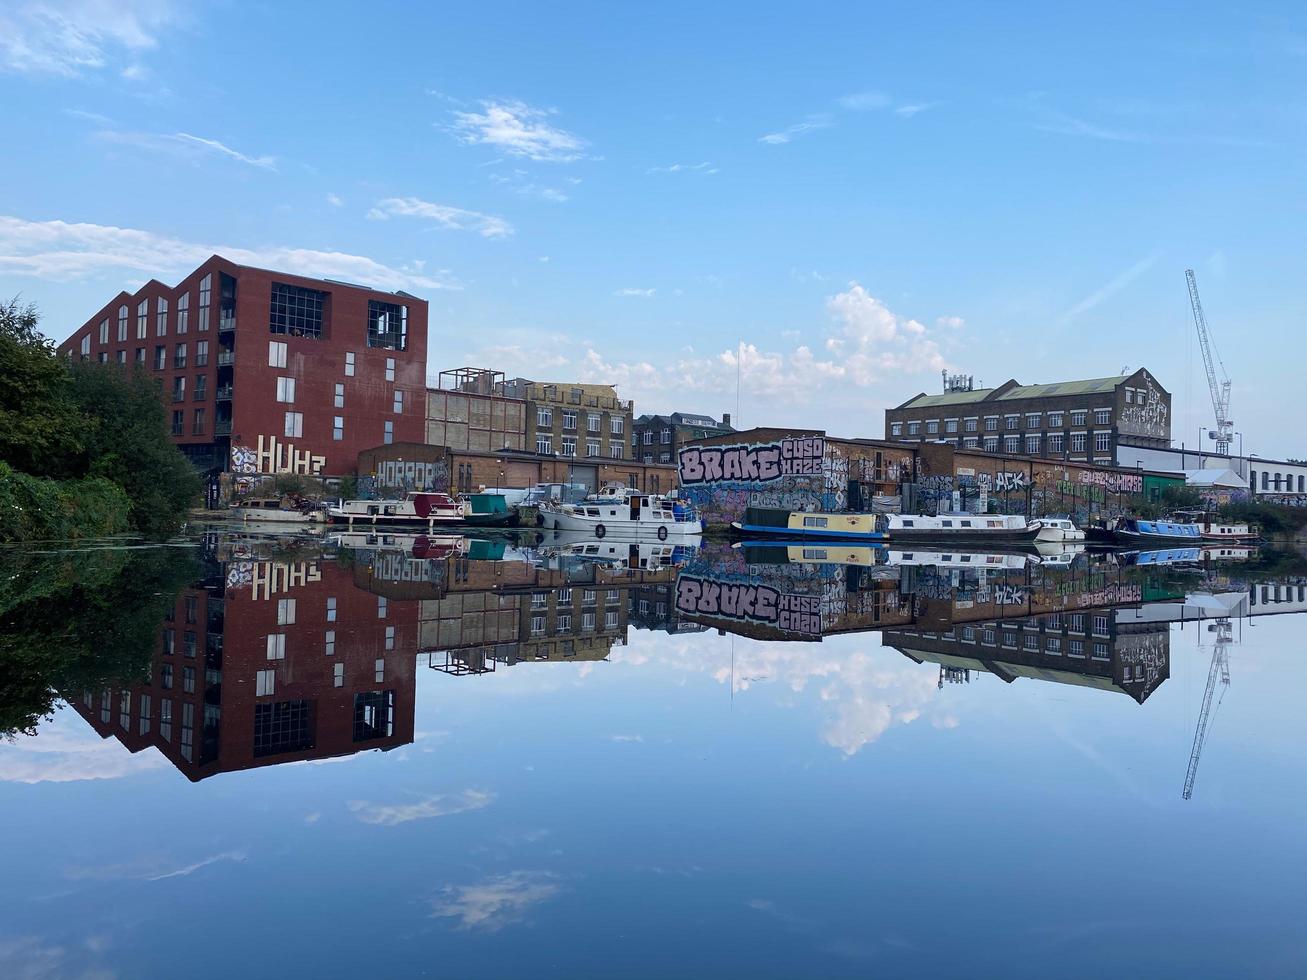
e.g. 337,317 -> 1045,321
57,255 -> 428,476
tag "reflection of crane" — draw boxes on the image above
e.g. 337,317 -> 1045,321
1185,269 -> 1234,455
1182,617 -> 1232,800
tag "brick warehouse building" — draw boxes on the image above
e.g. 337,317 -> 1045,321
886,369 -> 1172,464
58,256 -> 428,480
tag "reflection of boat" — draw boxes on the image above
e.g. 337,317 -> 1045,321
539,493 -> 702,538
1118,543 -> 1256,567
328,493 -> 466,526
537,529 -> 699,570
1033,542 -> 1086,568
885,548 -> 1032,570
329,531 -> 467,559
1031,518 -> 1084,543
231,497 -> 324,524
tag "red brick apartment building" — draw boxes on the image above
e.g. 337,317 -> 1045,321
58,256 -> 428,477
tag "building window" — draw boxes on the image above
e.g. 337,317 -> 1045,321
98,318 -> 109,344
256,670 -> 276,697
587,413 -> 600,433
113,304 -> 128,342
1070,432 -> 1087,454
907,422 -> 920,436
661,429 -> 672,444
154,344 -> 166,370
964,437 -> 978,449
192,408 -> 206,434
890,422 -> 903,437
1071,410 -> 1087,426
97,351 -> 108,363
945,419 -> 958,433
345,351 -> 355,376
1005,435 -> 1020,454
385,357 -> 395,382
196,340 -> 209,367
333,416 -> 344,440
177,291 -> 190,333
161,663 -> 173,689
269,281 -> 325,337
116,349 -> 126,364
611,417 -> 624,436
384,625 -> 395,651
1048,412 -> 1063,427
326,597 -> 337,622
198,274 -> 212,332
586,440 -> 600,457
133,299 -> 147,339
324,630 -> 336,655
562,411 -> 577,430
79,335 -> 90,357
643,430 -> 653,445
284,412 -> 303,438
561,437 -> 576,456
1047,433 -> 1064,454
383,420 -> 394,444
268,340 -> 287,368
1025,434 -> 1040,454
984,417 -> 998,431
333,662 -> 344,688
531,615 -> 545,635
276,377 -> 295,403
611,443 -> 623,459
1094,409 -> 1111,425
1094,431 -> 1111,453
1025,413 -> 1040,428
537,408 -> 552,428
367,299 -> 408,350
926,420 -> 939,434
182,665 -> 196,693
393,390 -> 404,413
266,634 -> 286,660
135,347 -> 145,364
174,343 -> 187,369
1005,415 -> 1019,430
377,595 -> 387,619
171,377 -> 185,402
964,418 -> 978,432
334,383 -> 344,408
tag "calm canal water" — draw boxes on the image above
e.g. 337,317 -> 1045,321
1,529 -> 1304,978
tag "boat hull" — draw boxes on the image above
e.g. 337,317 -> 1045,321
545,511 -> 702,537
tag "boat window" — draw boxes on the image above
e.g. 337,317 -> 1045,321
942,520 -> 952,527
902,520 -> 914,528
802,516 -> 829,528
802,549 -> 828,560
960,520 -> 972,527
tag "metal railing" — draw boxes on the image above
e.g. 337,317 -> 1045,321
217,351 -> 234,366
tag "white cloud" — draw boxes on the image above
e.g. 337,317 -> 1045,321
145,850 -> 247,881
0,709 -> 167,783
759,115 -> 834,145
451,99 -> 587,162
0,214 -> 459,291
489,171 -> 570,202
1035,111 -> 1147,143
0,0 -> 177,77
895,102 -> 939,118
647,161 -> 718,175
368,196 -> 513,238
838,90 -> 891,111
0,935 -> 115,980
430,871 -> 561,931
325,192 -> 343,207
95,129 -> 277,169
347,788 -> 494,826
613,287 -> 655,297
935,315 -> 965,329
608,734 -> 643,742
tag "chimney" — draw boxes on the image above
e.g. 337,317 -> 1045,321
722,413 -> 731,428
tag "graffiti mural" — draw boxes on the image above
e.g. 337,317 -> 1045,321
678,437 -> 825,484
1118,378 -> 1170,440
230,435 -> 325,476
375,459 -> 448,492
1078,470 -> 1143,493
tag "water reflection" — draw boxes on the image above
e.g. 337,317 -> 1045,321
23,529 -> 1307,785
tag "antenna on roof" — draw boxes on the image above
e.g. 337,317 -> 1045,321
942,371 -> 975,392
1121,365 -> 1130,375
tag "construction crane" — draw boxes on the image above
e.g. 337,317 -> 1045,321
1185,269 -> 1234,455
1182,618 -> 1232,800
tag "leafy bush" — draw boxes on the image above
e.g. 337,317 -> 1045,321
0,461 -> 132,542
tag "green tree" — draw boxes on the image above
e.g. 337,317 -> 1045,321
67,361 -> 202,534
0,298 -> 84,477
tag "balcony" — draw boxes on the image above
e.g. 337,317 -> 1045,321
217,351 -> 234,367
215,385 -> 233,401
219,312 -> 235,333
214,420 -> 232,436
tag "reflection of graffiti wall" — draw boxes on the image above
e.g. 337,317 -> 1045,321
675,575 -> 823,635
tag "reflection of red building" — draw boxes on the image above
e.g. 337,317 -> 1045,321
70,558 -> 417,781
56,256 -> 428,476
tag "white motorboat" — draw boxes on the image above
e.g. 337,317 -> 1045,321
1030,518 -> 1085,543
328,492 -> 466,526
231,497 -> 324,524
538,492 -> 702,539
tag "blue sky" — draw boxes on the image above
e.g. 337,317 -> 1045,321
2,1 -> 1305,453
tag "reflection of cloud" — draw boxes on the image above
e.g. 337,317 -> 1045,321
613,631 -> 944,755
430,871 -> 561,931
607,734 -> 643,743
0,710 -> 167,784
0,934 -> 115,980
65,850 -> 247,882
347,788 -> 494,826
